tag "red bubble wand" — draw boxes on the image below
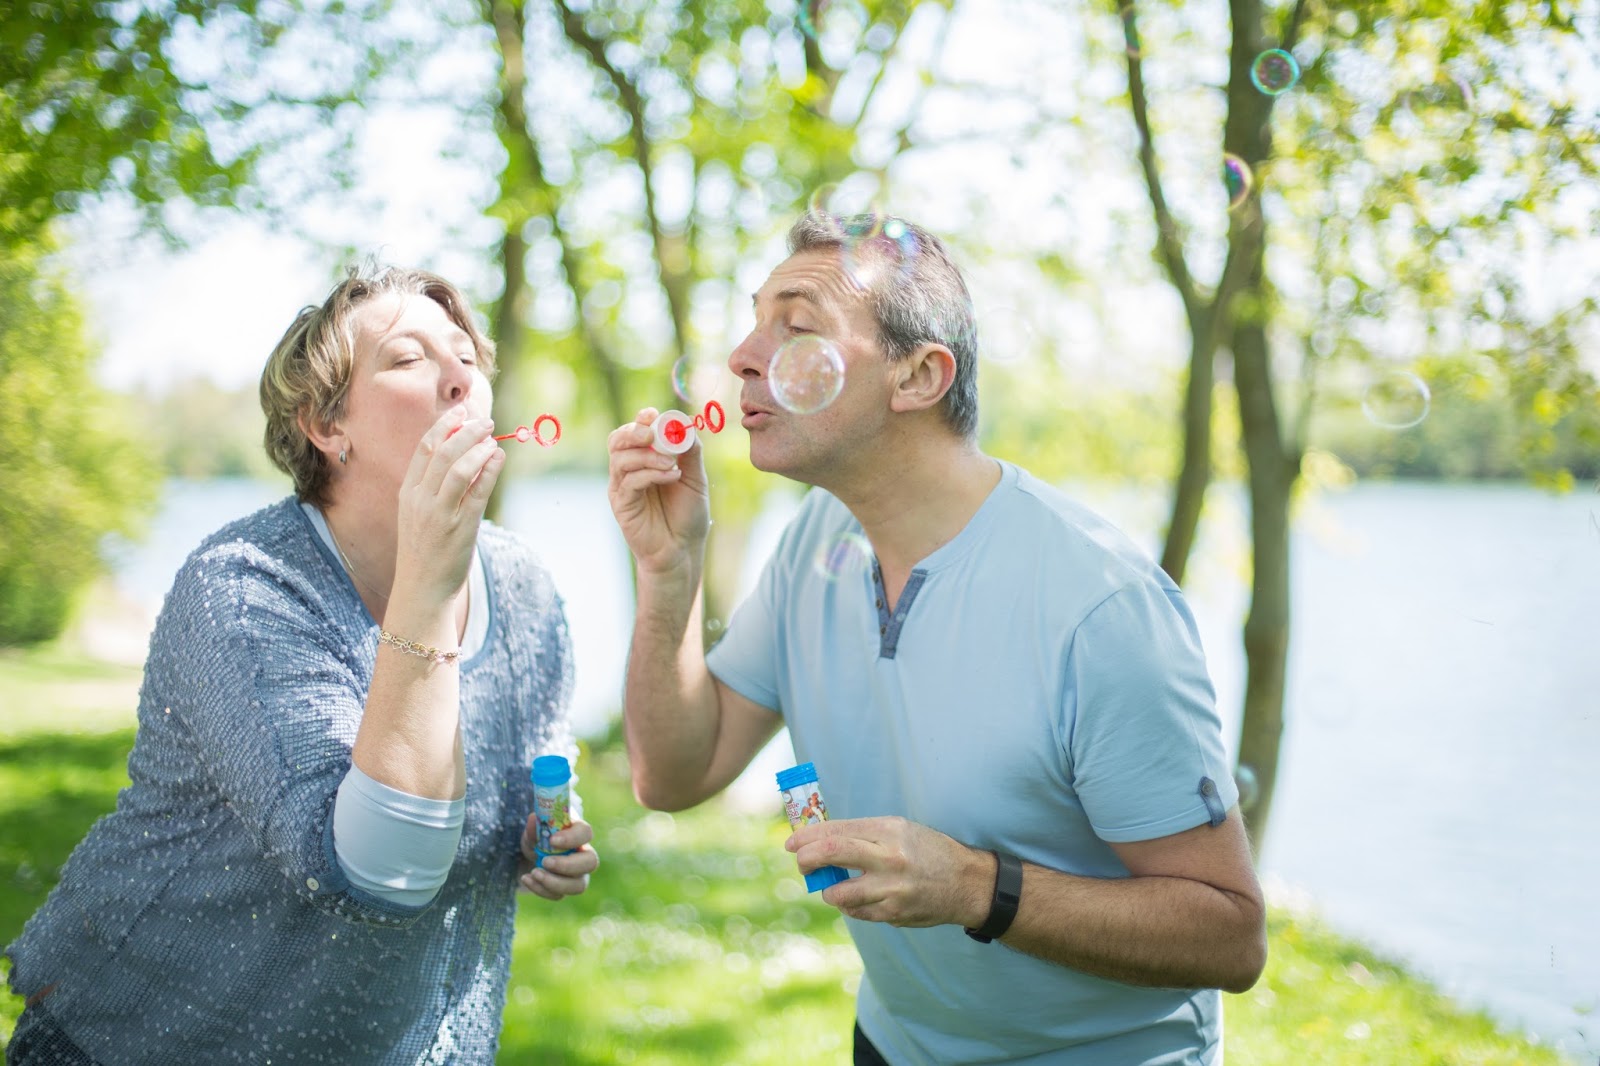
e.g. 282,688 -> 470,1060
652,400 -> 726,455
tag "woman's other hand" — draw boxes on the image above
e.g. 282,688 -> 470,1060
518,818 -> 598,900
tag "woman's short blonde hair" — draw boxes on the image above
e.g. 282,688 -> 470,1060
259,265 -> 497,506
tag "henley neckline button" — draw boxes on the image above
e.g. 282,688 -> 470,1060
305,877 -> 320,891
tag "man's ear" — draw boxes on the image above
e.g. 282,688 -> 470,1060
888,343 -> 957,415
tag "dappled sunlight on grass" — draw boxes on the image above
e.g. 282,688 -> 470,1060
0,648 -> 1579,1063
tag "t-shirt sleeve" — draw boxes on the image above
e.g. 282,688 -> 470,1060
1064,578 -> 1239,843
160,540 -> 437,927
705,533 -> 788,716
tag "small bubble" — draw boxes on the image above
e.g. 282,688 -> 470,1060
976,305 -> 1037,366
1361,370 -> 1431,429
797,0 -> 867,43
1234,765 -> 1259,812
770,335 -> 846,414
807,183 -> 838,215
1224,153 -> 1253,211
1119,4 -> 1140,59
1249,49 -> 1300,95
813,532 -> 873,582
515,426 -> 532,443
670,357 -> 722,404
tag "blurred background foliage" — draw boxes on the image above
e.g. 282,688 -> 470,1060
2,0 -> 1598,838
0,240 -> 155,645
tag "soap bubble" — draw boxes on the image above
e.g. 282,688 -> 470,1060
1119,3 -> 1141,59
770,335 -> 845,414
670,357 -> 722,404
1402,72 -> 1476,116
798,0 -> 866,42
976,305 -> 1036,366
1249,49 -> 1300,95
813,532 -> 873,582
1361,370 -> 1431,429
1234,765 -> 1260,812
841,214 -> 919,289
1224,153 -> 1253,211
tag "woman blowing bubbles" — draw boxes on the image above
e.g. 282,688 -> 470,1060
4,267 -> 598,1064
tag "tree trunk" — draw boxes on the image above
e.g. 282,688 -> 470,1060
486,225 -> 526,524
1161,314 -> 1218,584
1232,311 -> 1297,859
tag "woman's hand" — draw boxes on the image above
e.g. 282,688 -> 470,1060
518,818 -> 599,900
606,409 -> 711,577
392,405 -> 505,605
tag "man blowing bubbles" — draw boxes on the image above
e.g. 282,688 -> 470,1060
606,212 -> 1265,1065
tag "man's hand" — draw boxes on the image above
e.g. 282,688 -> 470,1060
518,818 -> 599,900
786,816 -> 994,928
606,409 -> 711,576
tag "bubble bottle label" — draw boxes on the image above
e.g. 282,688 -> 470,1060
532,755 -> 574,867
776,762 -> 850,893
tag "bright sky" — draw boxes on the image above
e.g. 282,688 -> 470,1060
62,0 -> 1204,398
58,0 -> 1600,397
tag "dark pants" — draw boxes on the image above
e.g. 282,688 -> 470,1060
5,1005 -> 97,1066
854,1022 -> 894,1066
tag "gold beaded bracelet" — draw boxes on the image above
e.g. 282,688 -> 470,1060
378,628 -> 462,665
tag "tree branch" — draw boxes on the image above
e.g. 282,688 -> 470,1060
553,0 -> 690,364
1122,1 -> 1203,332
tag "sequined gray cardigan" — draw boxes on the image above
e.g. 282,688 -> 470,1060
5,498 -> 577,1064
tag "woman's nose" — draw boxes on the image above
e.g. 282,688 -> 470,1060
441,354 -> 472,401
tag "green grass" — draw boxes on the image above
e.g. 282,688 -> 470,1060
0,645 -> 1580,1064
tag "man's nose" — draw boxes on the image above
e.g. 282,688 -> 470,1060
729,332 -> 770,379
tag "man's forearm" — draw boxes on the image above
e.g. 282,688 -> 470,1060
994,862 -> 1267,994
622,565 -> 721,810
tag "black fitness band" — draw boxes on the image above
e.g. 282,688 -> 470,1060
965,850 -> 1023,943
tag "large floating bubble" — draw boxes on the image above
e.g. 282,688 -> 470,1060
770,335 -> 846,415
1249,49 -> 1300,96
842,215 -> 919,289
1361,370 -> 1431,430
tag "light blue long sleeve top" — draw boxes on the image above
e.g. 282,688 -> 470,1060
4,498 -> 577,1065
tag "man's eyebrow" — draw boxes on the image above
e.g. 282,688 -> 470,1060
752,286 -> 822,308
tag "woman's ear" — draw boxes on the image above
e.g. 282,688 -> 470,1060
889,343 -> 957,415
298,411 -> 347,465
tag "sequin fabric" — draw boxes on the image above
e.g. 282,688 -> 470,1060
5,499 -> 577,1064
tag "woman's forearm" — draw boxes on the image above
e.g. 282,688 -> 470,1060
352,591 -> 467,800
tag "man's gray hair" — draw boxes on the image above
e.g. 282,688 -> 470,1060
786,213 -> 979,439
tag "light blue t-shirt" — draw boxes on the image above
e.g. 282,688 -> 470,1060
707,460 -> 1239,1065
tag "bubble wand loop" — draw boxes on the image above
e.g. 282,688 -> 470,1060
493,413 -> 563,447
651,400 -> 726,455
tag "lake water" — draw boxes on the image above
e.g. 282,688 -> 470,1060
102,477 -> 1600,1060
